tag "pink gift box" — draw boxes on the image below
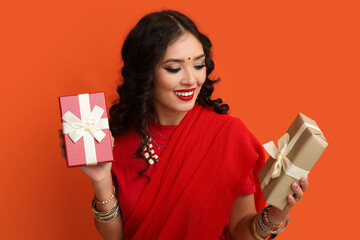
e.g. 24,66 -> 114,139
59,92 -> 113,167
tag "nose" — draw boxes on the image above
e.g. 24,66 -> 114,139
180,68 -> 196,86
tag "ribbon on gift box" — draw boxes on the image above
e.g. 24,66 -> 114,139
260,122 -> 322,189
62,93 -> 109,165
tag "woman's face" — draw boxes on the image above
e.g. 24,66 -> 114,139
153,33 -> 206,124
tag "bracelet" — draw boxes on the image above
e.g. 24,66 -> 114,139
250,214 -> 266,240
263,205 -> 282,229
93,186 -> 116,205
92,197 -> 120,223
257,206 -> 289,235
250,214 -> 279,240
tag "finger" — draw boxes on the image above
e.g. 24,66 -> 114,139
58,129 -> 64,139
60,139 -> 64,148
58,129 -> 67,160
58,129 -> 64,145
110,134 -> 115,148
292,182 -> 304,201
278,194 -> 297,217
60,143 -> 67,160
299,177 -> 309,192
61,150 -> 67,160
287,194 -> 297,207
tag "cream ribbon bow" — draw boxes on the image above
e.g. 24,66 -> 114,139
264,133 -> 291,179
62,105 -> 109,143
261,132 -> 310,190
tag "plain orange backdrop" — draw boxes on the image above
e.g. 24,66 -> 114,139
1,0 -> 359,239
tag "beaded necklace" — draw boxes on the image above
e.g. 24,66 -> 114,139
143,138 -> 159,165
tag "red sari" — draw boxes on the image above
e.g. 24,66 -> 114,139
112,105 -> 265,239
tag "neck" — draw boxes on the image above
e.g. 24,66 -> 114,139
152,109 -> 187,126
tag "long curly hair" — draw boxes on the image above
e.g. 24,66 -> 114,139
109,10 -> 229,175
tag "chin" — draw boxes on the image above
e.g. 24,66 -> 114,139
179,100 -> 197,112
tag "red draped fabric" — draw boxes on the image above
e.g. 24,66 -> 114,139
112,105 -> 265,239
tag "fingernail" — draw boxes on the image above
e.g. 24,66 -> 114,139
293,183 -> 298,189
301,178 -> 307,183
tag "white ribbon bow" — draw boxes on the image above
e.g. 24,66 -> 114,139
263,133 -> 291,179
260,122 -> 321,189
62,105 -> 109,143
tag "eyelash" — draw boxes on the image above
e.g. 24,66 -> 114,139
164,64 -> 206,73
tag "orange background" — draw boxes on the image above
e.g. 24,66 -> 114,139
1,0 -> 359,239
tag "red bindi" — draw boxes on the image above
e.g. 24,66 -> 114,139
188,57 -> 191,60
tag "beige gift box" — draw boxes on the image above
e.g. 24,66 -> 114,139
258,113 -> 328,210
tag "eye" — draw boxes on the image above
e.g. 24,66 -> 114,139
164,67 -> 181,73
194,64 -> 206,70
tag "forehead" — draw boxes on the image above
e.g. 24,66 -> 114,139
163,33 -> 203,59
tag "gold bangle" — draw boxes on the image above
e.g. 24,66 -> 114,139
250,214 -> 266,240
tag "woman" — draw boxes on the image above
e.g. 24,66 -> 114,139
60,10 -> 308,239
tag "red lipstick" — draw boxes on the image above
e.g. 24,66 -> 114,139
174,88 -> 196,101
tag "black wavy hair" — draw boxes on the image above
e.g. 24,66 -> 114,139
109,10 -> 229,175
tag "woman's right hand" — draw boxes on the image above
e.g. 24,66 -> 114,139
58,129 -> 113,183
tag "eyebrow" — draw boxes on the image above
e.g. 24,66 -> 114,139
162,53 -> 205,64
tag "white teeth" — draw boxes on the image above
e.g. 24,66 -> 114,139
174,91 -> 194,97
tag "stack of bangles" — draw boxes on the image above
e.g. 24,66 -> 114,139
91,186 -> 120,223
250,205 -> 289,240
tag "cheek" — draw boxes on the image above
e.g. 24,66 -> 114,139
154,71 -> 177,92
197,70 -> 206,86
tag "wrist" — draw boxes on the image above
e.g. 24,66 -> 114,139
92,173 -> 117,212
92,173 -> 114,199
92,172 -> 112,187
266,206 -> 285,226
256,205 -> 289,237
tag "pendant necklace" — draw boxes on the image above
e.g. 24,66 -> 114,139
149,123 -> 171,139
143,123 -> 171,165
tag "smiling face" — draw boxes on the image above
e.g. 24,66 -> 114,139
152,33 -> 206,125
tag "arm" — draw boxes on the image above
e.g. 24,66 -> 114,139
59,130 -> 124,240
229,178 -> 308,239
92,173 -> 124,240
228,194 -> 265,240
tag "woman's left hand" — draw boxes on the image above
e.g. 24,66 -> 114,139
266,177 -> 309,224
